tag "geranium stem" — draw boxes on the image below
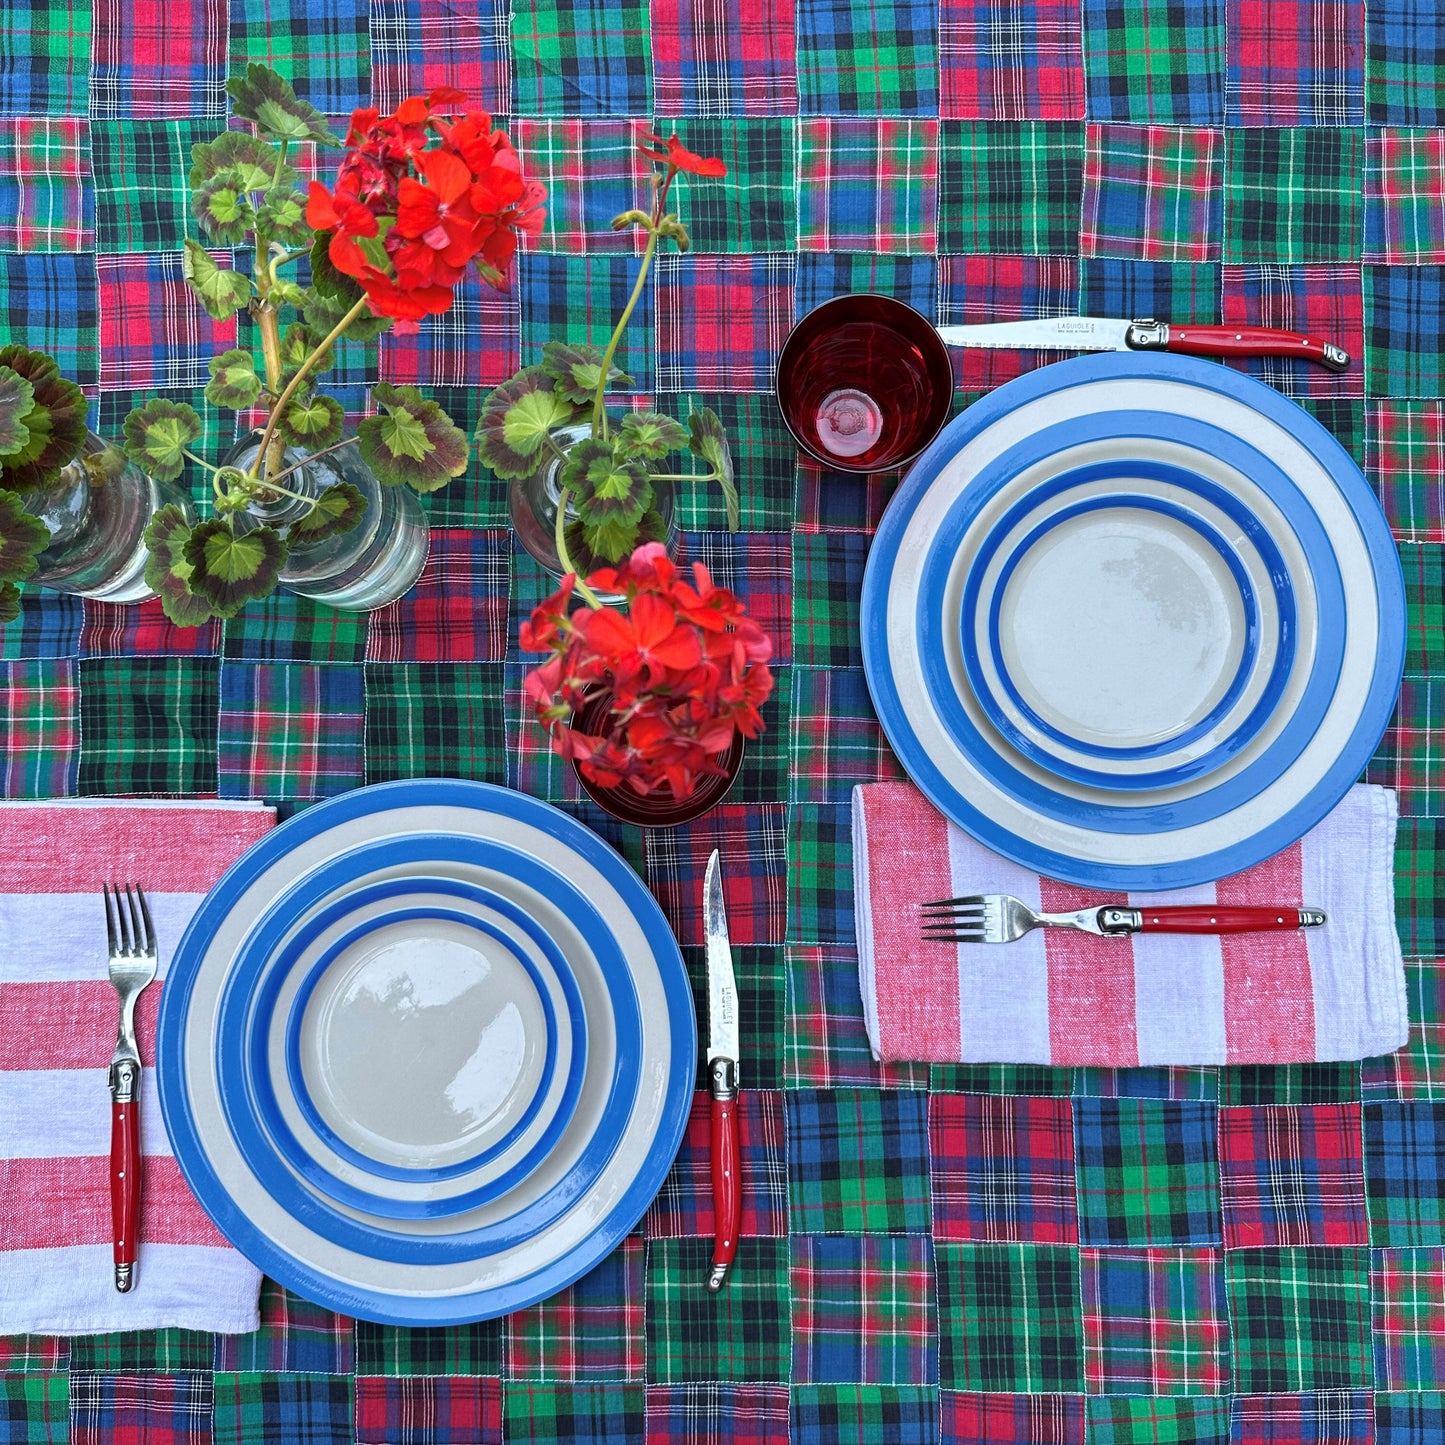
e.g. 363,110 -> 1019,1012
249,294 -> 371,482
648,471 -> 717,482
255,305 -> 284,392
262,434 -> 360,489
591,227 -> 658,437
554,486 -> 603,609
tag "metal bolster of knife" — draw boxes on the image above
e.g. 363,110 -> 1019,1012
1097,907 -> 1143,935
109,1057 -> 139,1102
1123,319 -> 1169,351
710,1056 -> 737,1100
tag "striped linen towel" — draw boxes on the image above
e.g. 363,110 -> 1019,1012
0,799 -> 275,1334
852,781 -> 1408,1067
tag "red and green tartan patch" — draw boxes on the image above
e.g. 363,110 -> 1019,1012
1086,1395 -> 1232,1444
939,0 -> 1085,119
1365,129 -> 1445,263
0,116 -> 90,253
1080,0 -> 1226,125
0,1374 -> 67,1445
1367,400 -> 1445,541
790,1384 -> 938,1445
1224,128 -> 1362,264
1080,124 -> 1223,263
943,1390 -> 1086,1444
797,118 -> 938,254
1226,0 -> 1363,125
89,0 -> 229,119
1373,1247 -> 1445,1390
1218,1104 -> 1368,1248
0,657 -> 77,797
355,1374 -> 501,1445
647,1088 -> 789,1238
931,1092 -> 1078,1244
68,1371 -> 213,1445
651,0 -> 798,117
512,118 -> 651,255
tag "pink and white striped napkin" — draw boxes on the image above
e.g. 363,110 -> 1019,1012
852,781 -> 1408,1067
0,799 -> 275,1335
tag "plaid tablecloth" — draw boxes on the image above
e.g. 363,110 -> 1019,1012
1,1 -> 1443,1440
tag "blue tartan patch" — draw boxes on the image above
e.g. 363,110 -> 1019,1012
0,251 -> 97,385
791,1235 -> 939,1385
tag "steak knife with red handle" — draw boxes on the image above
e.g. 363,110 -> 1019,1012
703,849 -> 741,1293
933,316 -> 1351,371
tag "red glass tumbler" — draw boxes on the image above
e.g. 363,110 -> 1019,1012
775,293 -> 954,473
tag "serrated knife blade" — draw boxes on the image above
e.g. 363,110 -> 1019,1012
704,849 -> 739,1069
933,315 -> 1133,352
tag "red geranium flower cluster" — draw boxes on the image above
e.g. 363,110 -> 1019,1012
521,543 -> 775,800
306,88 -> 545,322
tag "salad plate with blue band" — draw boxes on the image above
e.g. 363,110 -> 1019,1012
862,352 -> 1405,890
157,779 -> 695,1325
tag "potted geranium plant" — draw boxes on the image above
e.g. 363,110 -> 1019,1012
129,65 -> 544,624
520,542 -> 774,825
478,134 -> 737,599
0,346 -> 194,619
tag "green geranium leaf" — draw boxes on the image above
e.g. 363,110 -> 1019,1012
226,64 -> 340,147
290,479 -> 365,543
142,503 -> 216,628
183,517 -> 287,617
189,130 -> 288,194
278,323 -> 335,379
616,410 -> 688,461
257,187 -> 310,246
0,581 -> 19,624
302,281 -> 392,342
477,367 -> 578,480
0,346 -> 87,491
539,340 -> 633,406
278,392 -> 344,448
122,398 -> 203,483
0,366 -> 35,460
688,405 -> 739,531
182,239 -> 251,322
0,490 -> 48,584
192,176 -> 255,244
357,383 -> 468,492
581,514 -> 642,565
204,349 -> 263,410
561,438 -> 652,515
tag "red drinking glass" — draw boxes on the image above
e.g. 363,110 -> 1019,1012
775,294 -> 954,473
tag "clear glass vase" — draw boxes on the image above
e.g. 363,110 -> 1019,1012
225,433 -> 430,611
509,421 -> 678,584
22,431 -> 195,603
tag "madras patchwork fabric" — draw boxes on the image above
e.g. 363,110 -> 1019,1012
1080,124 -> 1223,262
3,0 -> 1445,1436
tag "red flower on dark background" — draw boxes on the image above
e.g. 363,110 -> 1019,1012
520,543 -> 774,800
638,132 -> 729,178
306,89 -> 545,324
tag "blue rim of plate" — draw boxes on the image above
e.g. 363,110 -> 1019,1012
157,779 -> 696,1324
862,351 -> 1405,889
279,884 -> 584,1192
219,834 -> 641,1250
914,408 -> 1345,830
962,461 -> 1299,789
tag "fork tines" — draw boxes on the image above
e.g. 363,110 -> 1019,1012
103,883 -> 155,957
920,893 -> 990,943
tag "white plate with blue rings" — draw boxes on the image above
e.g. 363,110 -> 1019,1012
951,447 -> 1316,789
157,779 -> 696,1325
861,352 -> 1405,890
